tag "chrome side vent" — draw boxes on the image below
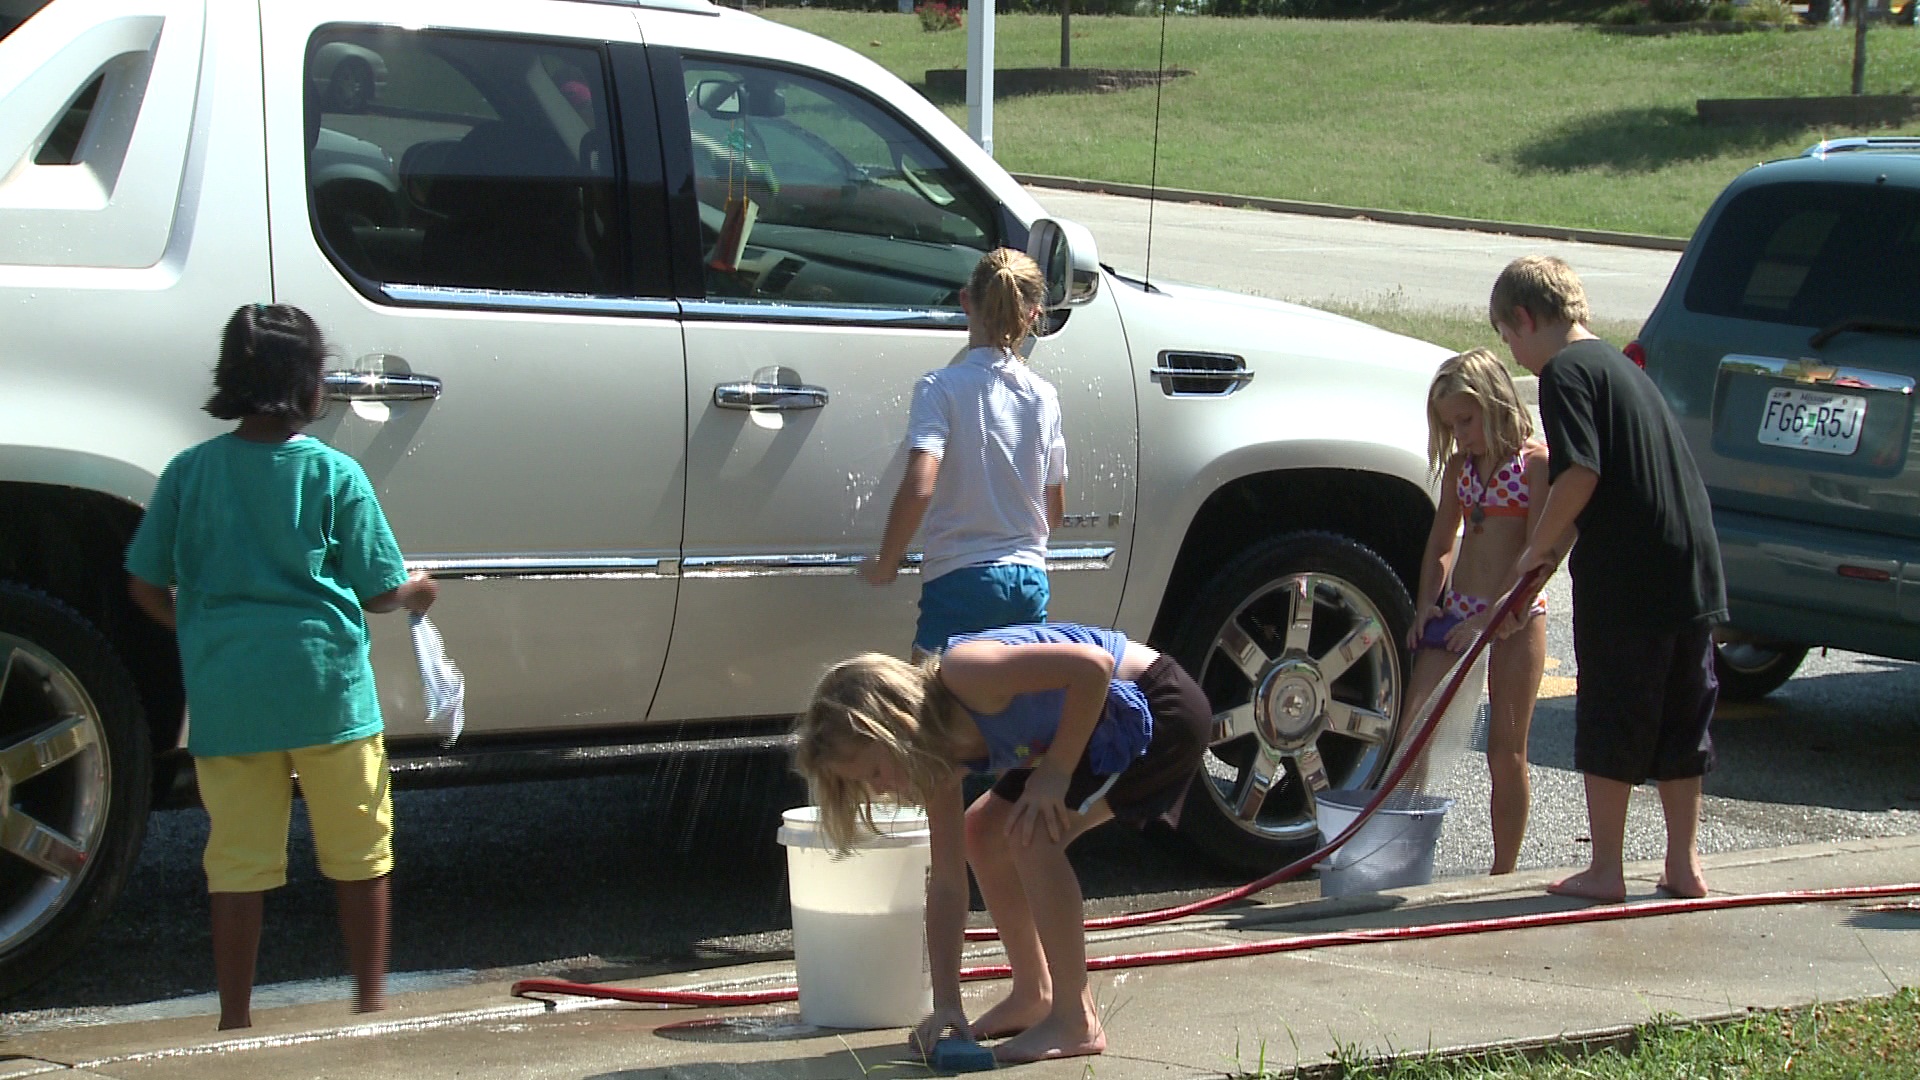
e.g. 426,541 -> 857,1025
1150,351 -> 1252,397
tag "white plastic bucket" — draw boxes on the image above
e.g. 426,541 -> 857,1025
1315,790 -> 1453,898
778,804 -> 932,1028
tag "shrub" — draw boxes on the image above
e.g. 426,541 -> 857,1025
1600,1 -> 1654,22
1740,0 -> 1800,23
1646,0 -> 1710,20
1704,0 -> 1737,19
916,1 -> 963,30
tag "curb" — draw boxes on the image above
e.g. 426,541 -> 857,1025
1013,172 -> 1690,253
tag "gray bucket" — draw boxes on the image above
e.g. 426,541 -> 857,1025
1315,790 -> 1453,898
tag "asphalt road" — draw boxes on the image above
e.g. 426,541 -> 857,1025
6,201 -> 1914,1031
1025,186 -> 1684,325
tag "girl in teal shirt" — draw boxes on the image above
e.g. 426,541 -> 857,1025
126,304 -> 435,1029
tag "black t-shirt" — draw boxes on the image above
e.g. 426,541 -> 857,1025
1539,338 -> 1728,629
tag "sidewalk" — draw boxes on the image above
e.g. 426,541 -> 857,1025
6,836 -> 1918,1079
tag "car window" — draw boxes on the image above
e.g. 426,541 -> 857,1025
1685,180 -> 1920,329
0,0 -> 52,42
306,27 -> 628,297
679,57 -> 997,310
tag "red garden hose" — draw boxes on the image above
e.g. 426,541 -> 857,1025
510,880 -> 1920,1006
1005,565 -> 1552,940
509,569 -> 1920,1008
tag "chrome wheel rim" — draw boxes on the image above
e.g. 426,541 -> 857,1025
1193,572 -> 1403,849
0,634 -> 110,954
1717,640 -> 1792,675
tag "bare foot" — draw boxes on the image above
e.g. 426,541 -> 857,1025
991,1013 -> 1106,1064
217,1015 -> 251,1031
971,993 -> 1050,1040
1657,865 -> 1708,899
1547,868 -> 1626,903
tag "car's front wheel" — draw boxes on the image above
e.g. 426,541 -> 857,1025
1169,532 -> 1414,873
1712,636 -> 1807,703
0,583 -> 151,998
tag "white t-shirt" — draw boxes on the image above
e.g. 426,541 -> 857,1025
906,346 -> 1068,584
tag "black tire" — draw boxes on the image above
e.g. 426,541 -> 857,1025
1712,638 -> 1808,703
0,583 -> 152,999
327,57 -> 375,113
1168,532 -> 1415,873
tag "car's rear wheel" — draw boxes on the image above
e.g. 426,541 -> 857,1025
1169,532 -> 1414,873
1712,637 -> 1807,703
0,583 -> 151,998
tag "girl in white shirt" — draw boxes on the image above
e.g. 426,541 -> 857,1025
863,248 -> 1067,657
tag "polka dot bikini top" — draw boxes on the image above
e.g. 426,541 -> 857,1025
1456,451 -> 1531,526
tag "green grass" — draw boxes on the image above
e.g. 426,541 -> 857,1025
1262,989 -> 1920,1077
765,12 -> 1920,237
1308,293 -> 1639,374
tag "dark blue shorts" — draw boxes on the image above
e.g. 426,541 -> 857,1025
1573,619 -> 1718,784
915,563 -> 1049,654
989,655 -> 1211,829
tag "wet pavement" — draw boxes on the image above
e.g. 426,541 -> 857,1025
4,836 -> 1916,1079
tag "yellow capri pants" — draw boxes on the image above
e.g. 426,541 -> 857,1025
196,734 -> 393,893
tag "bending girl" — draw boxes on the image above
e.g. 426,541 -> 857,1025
793,624 -> 1209,1064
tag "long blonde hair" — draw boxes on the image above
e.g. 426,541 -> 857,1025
793,653 -> 964,850
1425,348 -> 1535,477
965,248 -> 1046,351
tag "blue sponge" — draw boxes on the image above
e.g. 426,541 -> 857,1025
930,1036 -> 996,1072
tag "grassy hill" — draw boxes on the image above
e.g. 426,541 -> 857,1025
767,11 -> 1920,238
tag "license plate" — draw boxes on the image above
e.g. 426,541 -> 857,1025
1757,387 -> 1866,455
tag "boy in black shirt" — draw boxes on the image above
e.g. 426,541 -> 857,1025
1494,256 -> 1727,902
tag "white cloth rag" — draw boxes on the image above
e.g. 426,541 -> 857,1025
409,613 -> 465,749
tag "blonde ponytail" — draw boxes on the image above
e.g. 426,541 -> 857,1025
965,247 -> 1047,351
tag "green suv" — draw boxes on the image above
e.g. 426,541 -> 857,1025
1635,137 -> 1920,699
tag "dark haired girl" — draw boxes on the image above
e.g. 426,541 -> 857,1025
124,303 -> 436,1029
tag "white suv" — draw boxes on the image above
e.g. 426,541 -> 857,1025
0,0 -> 1446,995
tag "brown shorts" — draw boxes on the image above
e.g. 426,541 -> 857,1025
991,655 -> 1212,829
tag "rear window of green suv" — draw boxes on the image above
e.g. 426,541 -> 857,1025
1684,180 -> 1920,329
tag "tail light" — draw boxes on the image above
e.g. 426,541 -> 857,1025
1623,340 -> 1647,369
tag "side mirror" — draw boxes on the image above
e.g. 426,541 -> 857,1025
1026,217 -> 1100,309
694,79 -> 745,120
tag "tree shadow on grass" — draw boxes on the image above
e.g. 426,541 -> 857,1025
1509,105 -> 1806,174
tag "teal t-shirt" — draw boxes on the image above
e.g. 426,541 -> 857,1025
124,434 -> 410,757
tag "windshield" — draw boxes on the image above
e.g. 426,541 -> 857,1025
0,0 -> 51,42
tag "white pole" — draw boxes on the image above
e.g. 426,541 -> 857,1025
966,0 -> 994,155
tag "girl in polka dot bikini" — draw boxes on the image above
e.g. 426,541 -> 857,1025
1403,348 -> 1553,875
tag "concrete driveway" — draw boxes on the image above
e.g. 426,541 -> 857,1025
1025,185 -> 1684,326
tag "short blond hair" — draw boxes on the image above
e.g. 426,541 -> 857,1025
1489,255 -> 1590,331
792,653 -> 962,850
1426,348 -> 1535,476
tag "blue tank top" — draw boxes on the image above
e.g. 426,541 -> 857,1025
943,623 -> 1155,777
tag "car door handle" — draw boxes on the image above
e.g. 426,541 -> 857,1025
324,370 -> 444,402
713,381 -> 828,411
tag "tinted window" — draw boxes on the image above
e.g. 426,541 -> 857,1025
0,0 -> 52,42
680,58 -> 997,309
1685,180 -> 1920,329
306,28 -> 629,297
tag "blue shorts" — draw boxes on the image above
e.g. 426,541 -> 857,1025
915,563 -> 1049,654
